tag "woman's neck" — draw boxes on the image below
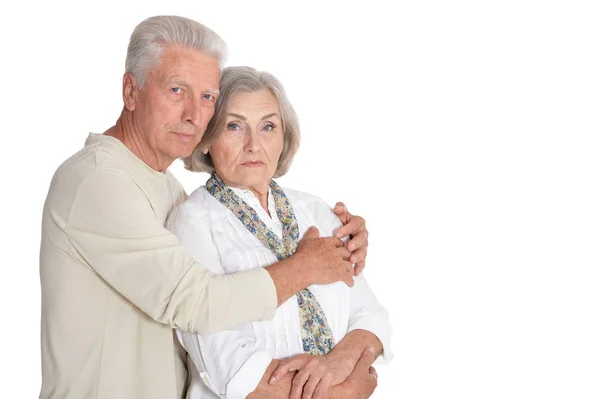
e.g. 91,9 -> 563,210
249,188 -> 270,217
219,175 -> 271,216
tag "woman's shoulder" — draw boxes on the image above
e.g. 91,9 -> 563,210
280,187 -> 329,209
280,187 -> 341,230
169,185 -> 228,224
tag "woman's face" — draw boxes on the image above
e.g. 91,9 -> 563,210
208,90 -> 284,192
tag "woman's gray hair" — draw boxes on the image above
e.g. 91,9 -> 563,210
125,15 -> 227,88
184,66 -> 300,178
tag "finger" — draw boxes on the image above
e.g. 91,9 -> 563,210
301,226 -> 320,241
335,215 -> 363,239
354,260 -> 366,276
346,230 -> 368,252
342,268 -> 355,287
332,202 -> 350,224
301,374 -> 322,399
291,365 -> 314,399
349,246 -> 367,265
270,357 -> 307,384
354,347 -> 376,371
343,260 -> 354,276
312,374 -> 334,399
369,366 -> 378,379
321,236 -> 345,248
337,247 -> 351,260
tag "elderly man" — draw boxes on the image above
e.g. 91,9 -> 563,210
39,15 -> 372,399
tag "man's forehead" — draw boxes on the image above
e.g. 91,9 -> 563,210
160,45 -> 218,65
152,47 -> 220,86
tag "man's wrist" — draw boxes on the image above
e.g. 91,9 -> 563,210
287,252 -> 315,287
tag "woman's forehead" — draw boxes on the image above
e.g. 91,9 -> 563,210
228,90 -> 281,117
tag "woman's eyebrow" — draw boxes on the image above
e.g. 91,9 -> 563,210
261,113 -> 280,121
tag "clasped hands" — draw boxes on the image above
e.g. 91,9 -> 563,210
269,347 -> 378,399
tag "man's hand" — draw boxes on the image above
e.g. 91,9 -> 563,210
269,353 -> 354,399
333,202 -> 368,275
294,226 -> 354,287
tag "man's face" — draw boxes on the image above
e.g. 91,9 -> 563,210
130,45 -> 220,166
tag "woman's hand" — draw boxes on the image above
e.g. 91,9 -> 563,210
333,348 -> 378,399
269,353 -> 354,399
332,202 -> 368,275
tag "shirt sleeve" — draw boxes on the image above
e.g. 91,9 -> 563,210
168,201 -> 273,398
312,197 -> 394,364
65,170 -> 277,334
347,273 -> 394,364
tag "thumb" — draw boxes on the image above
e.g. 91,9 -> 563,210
369,366 -> 378,379
354,347 -> 376,371
302,226 -> 320,240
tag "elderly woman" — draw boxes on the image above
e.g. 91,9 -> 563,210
167,67 -> 392,399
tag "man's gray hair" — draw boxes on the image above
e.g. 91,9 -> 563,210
125,15 -> 227,88
184,66 -> 300,178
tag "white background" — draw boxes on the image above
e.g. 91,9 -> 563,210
1,0 -> 599,398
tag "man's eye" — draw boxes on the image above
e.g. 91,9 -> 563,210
171,87 -> 181,94
203,93 -> 216,101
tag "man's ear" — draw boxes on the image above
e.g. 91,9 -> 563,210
123,73 -> 138,111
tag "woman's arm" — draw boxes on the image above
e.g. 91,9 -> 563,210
248,348 -> 378,399
268,196 -> 393,399
266,330 -> 382,399
168,204 -> 276,398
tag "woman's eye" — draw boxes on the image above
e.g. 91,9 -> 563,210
227,123 -> 241,131
263,124 -> 274,132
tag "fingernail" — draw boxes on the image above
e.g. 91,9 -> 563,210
368,347 -> 375,354
269,377 -> 276,384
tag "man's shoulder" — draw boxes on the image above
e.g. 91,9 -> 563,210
54,135 -> 129,180
50,145 -> 126,194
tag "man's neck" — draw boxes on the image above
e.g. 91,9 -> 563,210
105,110 -> 171,173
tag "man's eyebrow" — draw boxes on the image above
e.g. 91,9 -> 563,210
170,79 -> 190,87
168,80 -> 219,95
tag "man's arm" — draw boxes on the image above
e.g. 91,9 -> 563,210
265,227 -> 354,306
67,171 -> 354,334
67,171 -> 277,334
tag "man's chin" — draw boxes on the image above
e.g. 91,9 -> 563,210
172,143 -> 199,160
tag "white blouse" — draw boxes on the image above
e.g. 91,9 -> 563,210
167,185 -> 393,399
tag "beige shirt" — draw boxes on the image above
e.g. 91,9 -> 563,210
39,134 -> 277,399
